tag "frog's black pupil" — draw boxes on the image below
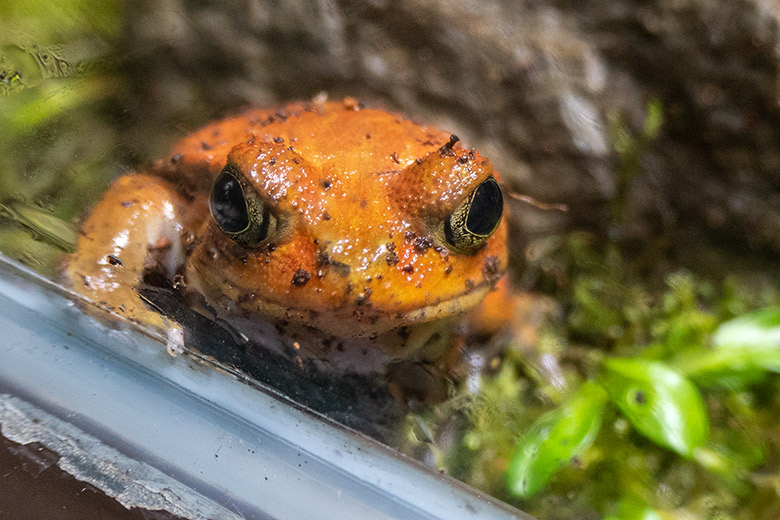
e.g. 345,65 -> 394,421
211,171 -> 249,233
466,178 -> 503,235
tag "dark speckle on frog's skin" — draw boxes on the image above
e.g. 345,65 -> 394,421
413,236 -> 433,253
291,269 -> 311,286
482,255 -> 501,283
354,288 -> 372,306
385,243 -> 399,266
106,254 -> 123,267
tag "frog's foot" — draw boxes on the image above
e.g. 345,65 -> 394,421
64,174 -> 206,333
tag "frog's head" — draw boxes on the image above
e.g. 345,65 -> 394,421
186,103 -> 507,346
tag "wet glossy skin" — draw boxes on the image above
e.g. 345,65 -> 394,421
65,99 -> 508,401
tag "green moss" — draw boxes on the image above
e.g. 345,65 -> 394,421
404,232 -> 780,519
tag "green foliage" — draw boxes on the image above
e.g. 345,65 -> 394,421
602,359 -> 709,458
506,381 -> 607,498
712,307 -> 780,350
407,233 -> 780,520
673,308 -> 780,387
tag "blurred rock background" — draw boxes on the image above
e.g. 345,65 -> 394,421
113,0 -> 780,266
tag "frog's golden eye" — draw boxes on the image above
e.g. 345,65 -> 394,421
443,177 -> 503,253
210,167 -> 277,248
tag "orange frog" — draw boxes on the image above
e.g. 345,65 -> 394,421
65,98 -> 508,403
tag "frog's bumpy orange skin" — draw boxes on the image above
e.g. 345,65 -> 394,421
65,99 -> 510,399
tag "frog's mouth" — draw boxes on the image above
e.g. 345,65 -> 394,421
187,267 -> 496,339
243,281 -> 494,339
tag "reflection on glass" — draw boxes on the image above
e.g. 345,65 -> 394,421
0,0 -> 121,276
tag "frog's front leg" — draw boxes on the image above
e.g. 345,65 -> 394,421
64,174 -> 207,331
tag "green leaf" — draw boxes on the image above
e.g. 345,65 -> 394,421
674,347 -> 780,387
712,307 -> 780,349
674,308 -> 780,386
602,359 -> 709,458
506,381 -> 607,499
